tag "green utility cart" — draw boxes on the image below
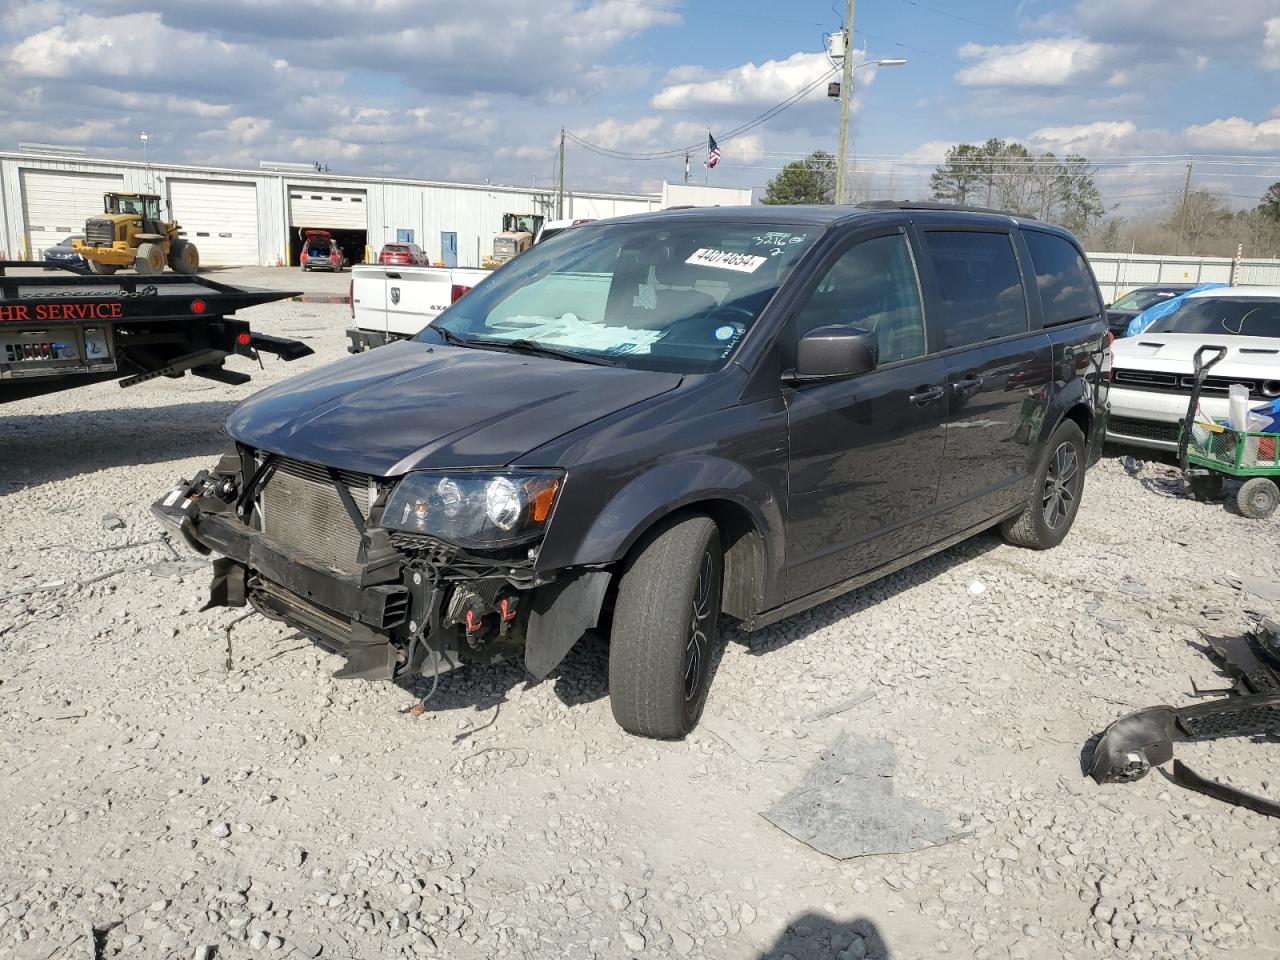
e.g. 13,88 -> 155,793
1179,345 -> 1280,520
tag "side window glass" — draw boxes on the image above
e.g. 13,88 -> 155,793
1023,230 -> 1101,325
924,231 -> 1028,349
792,233 -> 927,365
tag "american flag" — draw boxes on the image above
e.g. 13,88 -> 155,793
707,133 -> 721,169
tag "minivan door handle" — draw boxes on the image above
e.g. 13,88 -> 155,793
908,385 -> 945,405
953,375 -> 984,395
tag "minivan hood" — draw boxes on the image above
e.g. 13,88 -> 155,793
225,338 -> 682,476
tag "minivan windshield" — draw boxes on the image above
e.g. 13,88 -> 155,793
423,220 -> 819,372
1145,297 -> 1280,339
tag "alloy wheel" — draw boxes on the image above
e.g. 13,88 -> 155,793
1042,441 -> 1080,530
683,550 -> 714,701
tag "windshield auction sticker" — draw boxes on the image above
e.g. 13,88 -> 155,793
685,248 -> 767,273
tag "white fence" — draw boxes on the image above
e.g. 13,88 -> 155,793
1086,251 -> 1280,303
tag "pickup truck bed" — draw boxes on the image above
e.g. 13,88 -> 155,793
0,263 -> 311,404
348,264 -> 490,352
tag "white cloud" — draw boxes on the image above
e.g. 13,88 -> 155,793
1069,0 -> 1280,49
7,12 -> 306,93
199,116 -> 272,146
572,116 -> 664,150
1184,115 -> 1280,152
955,38 -> 1121,88
1264,17 -> 1280,69
651,51 -> 839,110
1025,120 -> 1141,154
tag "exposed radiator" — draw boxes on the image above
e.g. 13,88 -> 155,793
84,218 -> 115,246
258,457 -> 375,574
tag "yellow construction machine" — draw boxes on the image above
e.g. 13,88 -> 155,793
73,193 -> 199,275
481,213 -> 545,269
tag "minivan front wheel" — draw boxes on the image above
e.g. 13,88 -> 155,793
609,514 -> 723,739
1001,419 -> 1086,550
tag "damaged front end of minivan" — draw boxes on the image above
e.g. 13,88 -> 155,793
152,447 -> 610,684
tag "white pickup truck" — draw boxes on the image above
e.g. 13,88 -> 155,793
347,264 -> 490,352
347,219 -> 594,352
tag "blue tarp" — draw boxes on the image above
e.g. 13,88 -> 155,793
1125,282 -> 1230,337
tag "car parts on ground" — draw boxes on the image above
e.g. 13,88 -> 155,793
1088,617 -> 1280,817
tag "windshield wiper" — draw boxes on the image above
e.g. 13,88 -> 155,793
468,337 -> 618,367
432,325 -> 476,348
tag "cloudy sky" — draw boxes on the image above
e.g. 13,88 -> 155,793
2,0 -> 1279,214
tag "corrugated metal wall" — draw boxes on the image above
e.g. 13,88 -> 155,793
0,152 -> 661,267
1087,251 -> 1280,302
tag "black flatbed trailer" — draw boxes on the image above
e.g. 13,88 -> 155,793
0,263 -> 313,404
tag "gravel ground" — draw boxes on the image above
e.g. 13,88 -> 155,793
1,278 -> 1278,960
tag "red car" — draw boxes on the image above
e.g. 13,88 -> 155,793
300,231 -> 346,272
377,242 -> 429,266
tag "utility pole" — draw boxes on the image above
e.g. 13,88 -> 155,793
1177,160 -> 1193,254
834,0 -> 856,205
557,128 -> 566,220
684,151 -> 690,184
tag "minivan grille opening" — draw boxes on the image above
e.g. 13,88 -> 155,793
257,457 -> 374,574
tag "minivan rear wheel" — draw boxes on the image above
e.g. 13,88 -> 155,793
609,514 -> 722,739
1001,419 -> 1086,550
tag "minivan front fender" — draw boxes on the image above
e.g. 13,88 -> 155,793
536,455 -> 787,611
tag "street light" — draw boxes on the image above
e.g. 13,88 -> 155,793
834,51 -> 906,204
139,131 -> 152,192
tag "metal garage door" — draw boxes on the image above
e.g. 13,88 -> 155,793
168,179 -> 260,266
21,169 -> 123,257
288,186 -> 368,229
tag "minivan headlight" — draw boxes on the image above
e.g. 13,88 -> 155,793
382,470 -> 563,548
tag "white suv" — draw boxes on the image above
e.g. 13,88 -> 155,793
1108,287 -> 1280,450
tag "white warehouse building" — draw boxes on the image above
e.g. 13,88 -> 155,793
0,149 -> 753,269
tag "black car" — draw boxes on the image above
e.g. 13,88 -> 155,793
1106,284 -> 1196,337
42,234 -> 88,272
154,203 -> 1110,739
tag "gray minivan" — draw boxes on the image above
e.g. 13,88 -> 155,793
155,202 -> 1110,738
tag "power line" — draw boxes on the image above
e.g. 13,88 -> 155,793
565,67 -> 837,161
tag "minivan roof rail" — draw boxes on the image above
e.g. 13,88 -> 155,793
855,200 -> 1035,219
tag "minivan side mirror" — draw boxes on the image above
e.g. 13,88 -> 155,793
787,324 -> 879,382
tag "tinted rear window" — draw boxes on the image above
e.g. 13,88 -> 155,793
924,231 -> 1028,349
1023,231 -> 1099,326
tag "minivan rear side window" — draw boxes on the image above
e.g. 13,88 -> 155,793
1023,230 -> 1101,326
924,231 -> 1028,349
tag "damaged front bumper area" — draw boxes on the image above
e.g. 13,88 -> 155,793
152,453 -> 609,684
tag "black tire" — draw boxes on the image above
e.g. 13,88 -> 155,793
134,242 -> 165,275
1188,474 -> 1223,503
168,239 -> 199,275
1001,419 -> 1086,549
1237,477 -> 1278,520
87,260 -> 119,276
609,515 -> 722,739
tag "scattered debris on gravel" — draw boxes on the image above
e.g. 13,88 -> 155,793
1,286 -> 1278,959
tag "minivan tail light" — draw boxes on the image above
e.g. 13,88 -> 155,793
451,284 -> 472,303
1104,331 -> 1115,382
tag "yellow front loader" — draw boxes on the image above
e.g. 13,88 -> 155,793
73,193 -> 199,275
